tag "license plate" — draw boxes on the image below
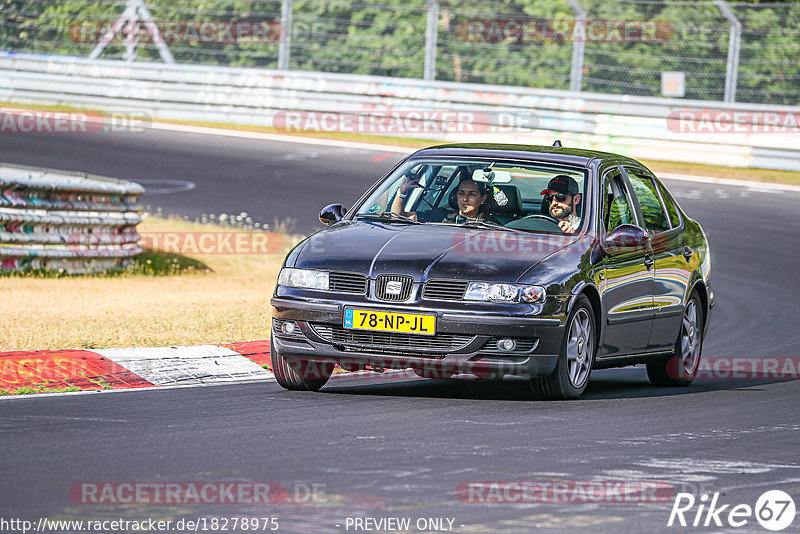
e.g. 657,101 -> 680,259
344,308 -> 436,336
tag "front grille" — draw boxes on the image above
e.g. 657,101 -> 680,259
375,274 -> 413,301
423,279 -> 469,301
312,324 -> 473,354
482,337 -> 539,353
329,272 -> 368,294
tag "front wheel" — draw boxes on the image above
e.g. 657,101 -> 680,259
530,295 -> 596,400
647,292 -> 704,387
270,335 -> 333,391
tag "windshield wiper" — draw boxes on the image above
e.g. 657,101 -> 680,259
458,219 -> 517,232
355,212 -> 422,224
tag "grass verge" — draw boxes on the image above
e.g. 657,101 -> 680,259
0,216 -> 288,351
0,385 -> 82,395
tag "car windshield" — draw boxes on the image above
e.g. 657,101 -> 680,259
354,157 -> 588,234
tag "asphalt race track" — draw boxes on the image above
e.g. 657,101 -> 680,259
2,128 -> 800,533
0,128 -> 400,234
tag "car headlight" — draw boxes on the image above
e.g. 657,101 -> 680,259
464,282 -> 546,303
277,268 -> 329,290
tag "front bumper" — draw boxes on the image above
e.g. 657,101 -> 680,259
271,296 -> 567,379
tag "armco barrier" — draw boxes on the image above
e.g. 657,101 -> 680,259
1,53 -> 799,172
0,162 -> 143,273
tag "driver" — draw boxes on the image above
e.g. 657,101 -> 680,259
391,175 -> 494,224
541,175 -> 582,233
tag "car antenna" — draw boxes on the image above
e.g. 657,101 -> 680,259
552,140 -> 562,147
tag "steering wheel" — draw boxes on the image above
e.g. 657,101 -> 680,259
519,214 -> 560,225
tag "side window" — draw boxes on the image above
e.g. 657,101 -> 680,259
653,177 -> 681,228
625,170 -> 671,233
603,172 -> 634,233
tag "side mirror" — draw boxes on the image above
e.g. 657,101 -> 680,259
319,204 -> 347,226
603,224 -> 650,255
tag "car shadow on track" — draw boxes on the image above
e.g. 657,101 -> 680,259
319,367 -> 789,402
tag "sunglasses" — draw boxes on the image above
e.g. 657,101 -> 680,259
545,193 -> 571,203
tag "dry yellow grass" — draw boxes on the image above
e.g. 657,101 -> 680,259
0,216 -> 289,351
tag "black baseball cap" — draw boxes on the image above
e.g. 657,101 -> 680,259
541,175 -> 579,196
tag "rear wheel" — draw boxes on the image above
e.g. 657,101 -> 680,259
530,295 -> 595,400
270,335 -> 333,391
647,292 -> 704,387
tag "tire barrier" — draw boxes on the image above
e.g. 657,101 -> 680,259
0,162 -> 144,273
1,52 -> 799,171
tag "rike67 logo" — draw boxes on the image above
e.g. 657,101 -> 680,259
668,490 -> 796,531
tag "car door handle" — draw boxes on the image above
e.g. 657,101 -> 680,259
643,255 -> 654,270
683,246 -> 694,262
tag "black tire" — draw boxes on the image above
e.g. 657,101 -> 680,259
270,335 -> 333,391
530,295 -> 596,400
647,291 -> 704,387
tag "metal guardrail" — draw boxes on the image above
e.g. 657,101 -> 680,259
0,52 -> 798,172
0,162 -> 144,274
6,0 -> 800,105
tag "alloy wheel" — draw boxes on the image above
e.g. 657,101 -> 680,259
567,308 -> 593,388
680,300 -> 701,374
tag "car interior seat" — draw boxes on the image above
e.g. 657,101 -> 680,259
485,184 -> 523,224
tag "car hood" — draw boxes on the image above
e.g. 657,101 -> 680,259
292,221 -> 579,283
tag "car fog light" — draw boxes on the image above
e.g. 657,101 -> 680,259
498,338 -> 517,351
281,321 -> 297,335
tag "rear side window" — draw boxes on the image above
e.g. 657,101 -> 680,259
604,172 -> 635,233
654,178 -> 682,228
625,170 -> 670,233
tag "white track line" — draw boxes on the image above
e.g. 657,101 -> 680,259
0,377 -> 275,401
149,121 -> 411,153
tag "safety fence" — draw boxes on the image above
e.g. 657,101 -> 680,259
1,52 -> 799,172
1,0 -> 799,105
0,162 -> 144,273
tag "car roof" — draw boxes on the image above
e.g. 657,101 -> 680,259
409,143 -> 643,169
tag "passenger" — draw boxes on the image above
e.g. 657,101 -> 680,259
391,175 -> 494,224
541,175 -> 582,233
